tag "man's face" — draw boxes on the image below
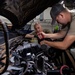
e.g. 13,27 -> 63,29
34,24 -> 42,33
56,12 -> 69,25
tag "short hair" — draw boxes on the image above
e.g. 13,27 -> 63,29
34,22 -> 41,28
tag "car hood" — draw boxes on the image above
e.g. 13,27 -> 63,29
0,0 -> 61,29
0,0 -> 73,29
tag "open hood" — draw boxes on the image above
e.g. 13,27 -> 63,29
0,0 -> 60,29
0,0 -> 74,29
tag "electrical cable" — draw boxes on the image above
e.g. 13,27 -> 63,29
0,20 -> 9,74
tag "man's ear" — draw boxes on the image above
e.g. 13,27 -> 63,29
59,13 -> 64,18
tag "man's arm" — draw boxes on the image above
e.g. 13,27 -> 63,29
40,35 -> 75,50
41,30 -> 67,39
25,31 -> 35,38
25,34 -> 34,38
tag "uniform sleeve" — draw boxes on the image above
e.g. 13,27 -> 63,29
43,29 -> 51,33
29,31 -> 36,35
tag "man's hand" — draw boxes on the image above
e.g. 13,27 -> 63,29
37,32 -> 44,39
40,40 -> 47,45
39,32 -> 46,38
25,34 -> 34,38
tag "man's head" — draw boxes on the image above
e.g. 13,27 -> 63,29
34,22 -> 43,33
50,4 -> 71,25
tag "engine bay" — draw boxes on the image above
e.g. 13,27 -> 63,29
0,35 -> 74,75
0,0 -> 75,75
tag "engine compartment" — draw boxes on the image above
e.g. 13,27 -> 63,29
0,0 -> 75,75
0,35 -> 74,75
